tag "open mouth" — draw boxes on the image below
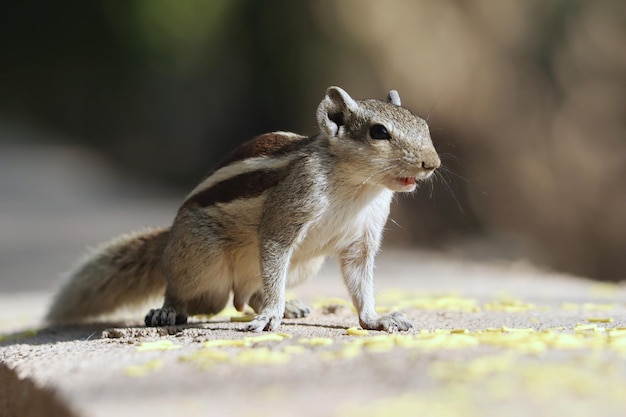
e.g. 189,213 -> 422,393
394,176 -> 417,191
398,177 -> 416,187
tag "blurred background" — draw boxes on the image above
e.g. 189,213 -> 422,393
1,0 -> 625,293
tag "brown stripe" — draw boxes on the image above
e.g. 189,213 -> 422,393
185,169 -> 286,208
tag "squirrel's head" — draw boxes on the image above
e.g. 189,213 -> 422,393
316,86 -> 440,192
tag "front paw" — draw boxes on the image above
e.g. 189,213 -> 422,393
246,310 -> 283,332
360,312 -> 413,332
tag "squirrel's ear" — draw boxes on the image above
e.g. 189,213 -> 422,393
316,86 -> 358,137
387,90 -> 401,106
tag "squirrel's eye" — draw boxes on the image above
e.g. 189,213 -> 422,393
369,124 -> 391,140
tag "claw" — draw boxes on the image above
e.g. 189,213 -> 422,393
144,307 -> 187,327
284,299 -> 311,319
245,313 -> 282,332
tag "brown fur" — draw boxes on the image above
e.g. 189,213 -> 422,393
183,169 -> 286,209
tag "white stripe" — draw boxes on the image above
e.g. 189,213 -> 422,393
185,155 -> 296,200
272,131 -> 303,139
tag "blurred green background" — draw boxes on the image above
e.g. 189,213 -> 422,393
1,0 -> 625,283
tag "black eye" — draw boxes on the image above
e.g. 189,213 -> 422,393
369,124 -> 391,140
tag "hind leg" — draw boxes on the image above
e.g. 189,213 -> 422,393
145,284 -> 232,326
186,290 -> 230,318
146,216 -> 232,326
145,286 -> 189,326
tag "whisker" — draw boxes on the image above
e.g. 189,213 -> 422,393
439,152 -> 481,173
389,217 -> 403,230
428,176 -> 435,199
357,157 -> 411,188
433,169 -> 466,216
361,166 -> 393,186
438,165 -> 469,184
426,92 -> 443,123
438,152 -> 459,162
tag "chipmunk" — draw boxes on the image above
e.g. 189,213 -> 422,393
46,86 -> 440,332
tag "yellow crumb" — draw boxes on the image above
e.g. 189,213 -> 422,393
124,359 -> 163,377
298,337 -> 334,346
204,339 -> 250,348
608,329 -> 626,337
230,315 -> 255,322
560,302 -> 580,311
587,317 -> 614,323
234,347 -> 291,365
321,344 -> 362,361
0,329 -> 37,342
484,298 -> 536,312
346,327 -> 370,336
501,326 -> 535,333
363,335 -> 396,352
283,345 -> 306,355
179,349 -> 230,363
589,282 -> 620,297
574,323 -> 598,332
135,340 -> 182,352
583,303 -> 615,311
244,334 -> 288,344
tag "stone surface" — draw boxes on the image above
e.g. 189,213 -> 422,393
2,252 -> 626,417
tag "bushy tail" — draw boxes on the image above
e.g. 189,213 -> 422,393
46,228 -> 170,324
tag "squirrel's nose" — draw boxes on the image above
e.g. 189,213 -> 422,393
420,154 -> 441,171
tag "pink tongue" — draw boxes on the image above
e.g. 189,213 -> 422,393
403,177 -> 416,186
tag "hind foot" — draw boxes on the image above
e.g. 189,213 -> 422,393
145,307 -> 188,327
284,299 -> 311,319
